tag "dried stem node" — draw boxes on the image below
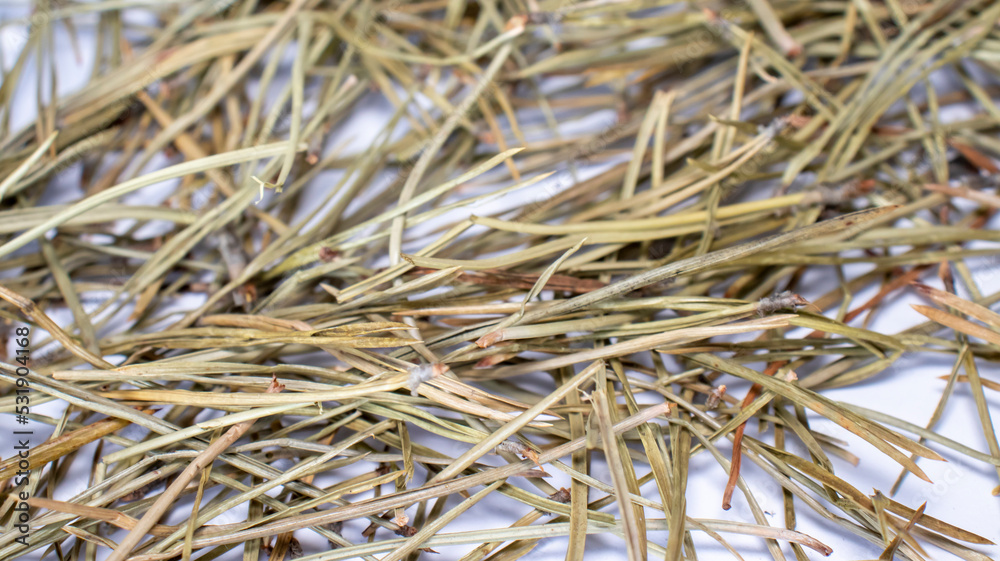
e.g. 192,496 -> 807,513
757,291 -> 810,316
495,440 -> 542,465
706,384 -> 727,410
407,362 -> 448,396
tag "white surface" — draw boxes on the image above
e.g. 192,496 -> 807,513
2,6 -> 1000,561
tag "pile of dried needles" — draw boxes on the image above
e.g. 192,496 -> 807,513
2,1 -> 1000,560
